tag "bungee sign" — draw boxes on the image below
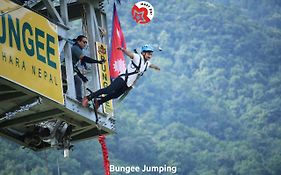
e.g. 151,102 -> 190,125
0,0 -> 64,104
95,42 -> 113,114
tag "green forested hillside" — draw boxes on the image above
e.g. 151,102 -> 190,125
1,0 -> 281,175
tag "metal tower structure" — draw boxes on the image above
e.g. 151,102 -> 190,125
0,0 -> 114,156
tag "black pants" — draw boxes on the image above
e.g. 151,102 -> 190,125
88,77 -> 129,105
74,74 -> 83,101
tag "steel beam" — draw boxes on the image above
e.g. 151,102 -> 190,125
0,92 -> 26,102
0,109 -> 64,128
42,0 -> 64,25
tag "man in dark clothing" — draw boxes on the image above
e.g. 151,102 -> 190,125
71,35 -> 105,102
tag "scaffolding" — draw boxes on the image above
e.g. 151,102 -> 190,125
0,0 -> 114,154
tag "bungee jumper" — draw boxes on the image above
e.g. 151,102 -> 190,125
82,44 -> 160,108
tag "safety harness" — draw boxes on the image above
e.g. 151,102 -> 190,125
119,55 -> 149,83
117,55 -> 148,103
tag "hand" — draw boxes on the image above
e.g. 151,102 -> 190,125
98,58 -> 106,64
155,67 -> 161,71
150,64 -> 161,71
117,47 -> 124,51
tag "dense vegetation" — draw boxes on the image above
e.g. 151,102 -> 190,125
1,0 -> 281,174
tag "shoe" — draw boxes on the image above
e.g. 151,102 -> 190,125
82,97 -> 89,107
94,98 -> 100,109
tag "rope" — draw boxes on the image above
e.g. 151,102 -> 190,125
82,4 -> 88,37
88,91 -> 110,175
98,135 -> 111,175
44,150 -> 49,175
81,4 -> 88,99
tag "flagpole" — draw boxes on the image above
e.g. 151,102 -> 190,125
108,2 -> 116,65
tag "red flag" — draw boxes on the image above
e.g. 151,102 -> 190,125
109,3 -> 127,79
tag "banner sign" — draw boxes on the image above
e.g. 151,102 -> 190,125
0,0 -> 64,104
95,42 -> 113,114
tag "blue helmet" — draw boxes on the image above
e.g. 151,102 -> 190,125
141,44 -> 154,53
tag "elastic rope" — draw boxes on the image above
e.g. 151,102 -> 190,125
98,135 -> 111,175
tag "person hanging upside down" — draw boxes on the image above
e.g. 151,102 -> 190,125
82,44 -> 160,108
